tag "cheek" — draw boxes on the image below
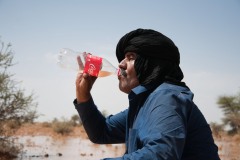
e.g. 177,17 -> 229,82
129,63 -> 138,79
129,78 -> 140,89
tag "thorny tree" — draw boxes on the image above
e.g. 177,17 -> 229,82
217,91 -> 240,134
0,39 -> 38,159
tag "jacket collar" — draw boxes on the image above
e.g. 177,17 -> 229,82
127,85 -> 154,128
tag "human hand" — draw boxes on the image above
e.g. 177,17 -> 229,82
75,53 -> 97,103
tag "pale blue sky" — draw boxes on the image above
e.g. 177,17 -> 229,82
1,0 -> 240,123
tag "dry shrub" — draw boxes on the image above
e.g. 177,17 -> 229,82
0,121 -> 23,160
52,119 -> 73,135
232,134 -> 240,142
5,120 -> 21,130
41,121 -> 52,128
0,138 -> 22,160
210,122 -> 224,138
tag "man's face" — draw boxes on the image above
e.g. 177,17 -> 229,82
118,52 -> 139,94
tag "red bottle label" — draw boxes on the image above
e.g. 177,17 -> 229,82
84,54 -> 103,77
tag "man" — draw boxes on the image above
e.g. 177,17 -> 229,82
73,28 -> 220,159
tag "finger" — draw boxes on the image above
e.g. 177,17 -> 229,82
88,75 -> 97,85
76,71 -> 84,82
77,55 -> 84,70
76,76 -> 81,85
83,72 -> 89,79
83,52 -> 87,59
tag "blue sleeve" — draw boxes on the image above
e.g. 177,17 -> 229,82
103,105 -> 186,160
73,98 -> 127,144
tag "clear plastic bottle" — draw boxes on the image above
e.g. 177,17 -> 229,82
57,48 -> 119,77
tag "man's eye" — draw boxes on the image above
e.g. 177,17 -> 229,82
125,53 -> 136,61
128,57 -> 134,61
128,55 -> 135,60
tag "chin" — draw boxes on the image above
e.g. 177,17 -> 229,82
119,84 -> 130,94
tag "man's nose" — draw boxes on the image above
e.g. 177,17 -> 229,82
118,59 -> 126,68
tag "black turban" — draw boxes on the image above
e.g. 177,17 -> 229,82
116,28 -> 185,87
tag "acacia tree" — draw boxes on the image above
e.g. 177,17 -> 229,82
0,40 -> 38,159
217,91 -> 240,134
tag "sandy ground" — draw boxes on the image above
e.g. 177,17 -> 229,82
12,123 -> 240,160
214,134 -> 240,160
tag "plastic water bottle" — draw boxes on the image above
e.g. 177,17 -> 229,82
57,48 -> 120,77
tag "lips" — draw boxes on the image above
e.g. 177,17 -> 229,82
118,68 -> 127,79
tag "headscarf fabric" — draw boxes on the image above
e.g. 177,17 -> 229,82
116,28 -> 184,86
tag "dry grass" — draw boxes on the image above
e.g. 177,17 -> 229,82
14,122 -> 89,140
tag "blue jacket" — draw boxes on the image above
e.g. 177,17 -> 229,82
74,82 -> 220,160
